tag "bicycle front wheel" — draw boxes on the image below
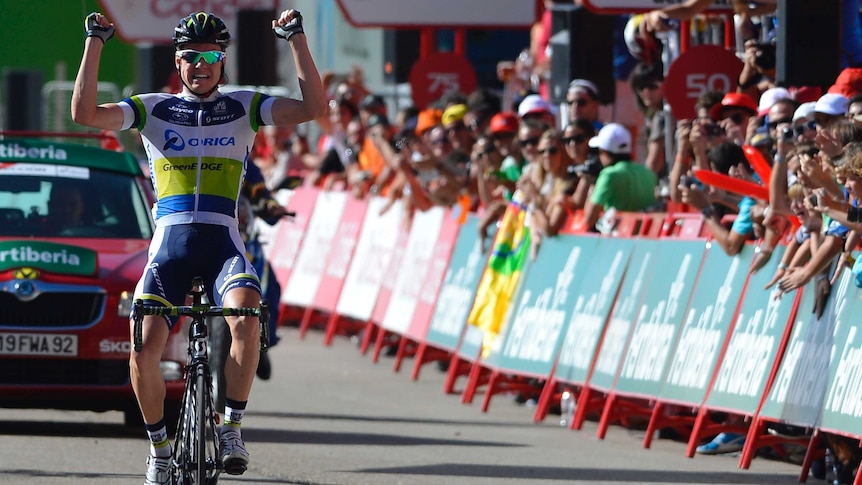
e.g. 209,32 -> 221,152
193,364 -> 208,483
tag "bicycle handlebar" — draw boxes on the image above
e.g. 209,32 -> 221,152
132,299 -> 270,354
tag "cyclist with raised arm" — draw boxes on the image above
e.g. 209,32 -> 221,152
71,9 -> 325,484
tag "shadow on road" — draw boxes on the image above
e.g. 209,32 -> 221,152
250,410 -> 541,428
0,420 -> 136,438
351,463 -> 798,483
246,427 -> 524,448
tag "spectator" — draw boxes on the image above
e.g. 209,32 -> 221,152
629,62 -> 667,177
583,123 -> 658,231
517,94 -> 556,129
813,93 -> 850,131
442,104 -> 475,155
848,93 -> 862,127
566,79 -> 603,131
523,129 -> 576,240
562,119 -> 598,210
709,92 -> 757,146
680,141 -> 759,256
464,88 -> 502,139
792,102 -> 818,143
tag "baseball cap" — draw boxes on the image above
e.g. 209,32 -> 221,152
709,92 -> 757,121
757,87 -> 792,117
792,101 -> 817,123
359,94 -> 386,112
489,112 -> 519,134
567,79 -> 599,99
441,104 -> 468,126
517,94 -> 553,118
814,93 -> 849,116
829,67 -> 862,99
415,108 -> 442,136
588,123 -> 632,155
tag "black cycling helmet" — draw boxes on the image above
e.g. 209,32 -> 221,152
173,12 -> 231,49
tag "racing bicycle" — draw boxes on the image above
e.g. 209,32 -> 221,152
132,278 -> 269,484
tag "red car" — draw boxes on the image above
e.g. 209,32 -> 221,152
0,134 -> 185,425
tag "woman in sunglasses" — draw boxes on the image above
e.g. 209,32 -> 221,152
72,10 -> 326,485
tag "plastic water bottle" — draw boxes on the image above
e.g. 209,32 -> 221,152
559,389 -> 576,427
824,448 -> 837,484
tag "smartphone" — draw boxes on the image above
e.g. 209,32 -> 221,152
809,194 -> 819,207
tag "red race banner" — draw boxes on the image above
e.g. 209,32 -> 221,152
409,52 -> 477,109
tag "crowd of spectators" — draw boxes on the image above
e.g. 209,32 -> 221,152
238,2 -> 862,482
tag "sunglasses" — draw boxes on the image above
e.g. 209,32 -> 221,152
562,134 -> 586,144
519,137 -> 540,147
177,49 -> 225,65
446,123 -> 466,134
725,113 -> 745,125
767,118 -> 792,130
569,98 -> 589,107
478,148 -> 497,157
638,83 -> 660,91
794,120 -> 817,136
538,147 -> 559,155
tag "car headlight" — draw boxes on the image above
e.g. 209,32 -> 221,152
160,361 -> 183,381
117,290 -> 134,317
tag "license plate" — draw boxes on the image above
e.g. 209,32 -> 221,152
0,333 -> 78,356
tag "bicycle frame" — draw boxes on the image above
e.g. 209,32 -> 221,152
131,278 -> 269,484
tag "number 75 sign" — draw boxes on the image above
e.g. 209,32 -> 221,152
664,45 -> 744,120
409,52 -> 477,109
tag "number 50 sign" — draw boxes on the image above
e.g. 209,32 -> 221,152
664,45 -> 744,120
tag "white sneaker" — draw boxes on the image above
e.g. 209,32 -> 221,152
219,427 -> 249,475
144,455 -> 171,485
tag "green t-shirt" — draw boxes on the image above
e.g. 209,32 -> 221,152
590,160 -> 658,212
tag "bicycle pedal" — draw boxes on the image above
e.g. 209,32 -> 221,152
222,462 -> 247,475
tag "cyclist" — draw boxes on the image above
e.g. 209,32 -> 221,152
71,9 -> 325,484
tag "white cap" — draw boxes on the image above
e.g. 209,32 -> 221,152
757,87 -> 792,116
792,101 -> 817,123
588,123 -> 632,155
814,93 -> 849,116
517,94 -> 553,118
567,79 -> 599,98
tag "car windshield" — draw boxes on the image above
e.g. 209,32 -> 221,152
0,163 -> 154,239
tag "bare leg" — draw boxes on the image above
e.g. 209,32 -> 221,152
222,287 -> 261,402
129,315 -> 170,424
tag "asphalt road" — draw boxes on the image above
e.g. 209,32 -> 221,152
0,326 -> 807,484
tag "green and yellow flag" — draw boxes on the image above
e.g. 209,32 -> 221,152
467,195 -> 531,357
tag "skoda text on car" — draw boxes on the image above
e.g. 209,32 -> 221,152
0,134 -> 185,425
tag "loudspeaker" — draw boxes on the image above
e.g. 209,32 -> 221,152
383,30 -> 421,84
137,45 -> 177,93
3,70 -> 42,131
236,9 -> 277,86
776,0 -> 841,88
548,5 -> 615,105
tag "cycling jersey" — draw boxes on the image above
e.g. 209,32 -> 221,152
119,90 -> 275,228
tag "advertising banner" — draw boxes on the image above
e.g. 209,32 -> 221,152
335,197 -> 403,321
309,196 -> 367,312
611,239 -> 706,399
589,239 -> 658,392
270,187 -> 318,295
554,237 -> 634,386
282,191 -> 348,307
658,244 -> 752,405
704,248 -> 800,415
425,215 -> 491,353
483,235 -> 599,377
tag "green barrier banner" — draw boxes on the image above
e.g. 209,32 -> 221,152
612,239 -> 706,399
818,263 -> 862,435
704,246 -> 799,414
554,237 -> 633,386
0,240 -> 97,276
425,215 -> 490,353
759,276 -> 830,428
658,243 -> 752,405
483,235 -> 599,376
590,239 -> 659,392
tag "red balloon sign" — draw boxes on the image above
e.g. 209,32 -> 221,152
664,45 -> 744,120
408,52 -> 477,110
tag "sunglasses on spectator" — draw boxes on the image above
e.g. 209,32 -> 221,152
176,49 -> 225,65
519,137 -> 540,147
767,118 -> 792,129
794,120 -> 817,136
569,98 -> 589,107
538,147 -> 559,155
724,113 -> 745,125
493,132 -> 515,140
638,83 -> 660,91
562,134 -> 586,144
478,147 -> 497,157
446,123 -> 466,134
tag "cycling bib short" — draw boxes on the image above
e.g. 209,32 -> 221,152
120,90 -> 274,317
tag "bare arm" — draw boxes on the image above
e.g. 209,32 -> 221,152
270,11 -> 327,126
71,14 -> 124,130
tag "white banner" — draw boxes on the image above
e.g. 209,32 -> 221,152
381,207 -> 445,334
335,0 -> 536,27
282,191 -> 348,307
335,197 -> 403,320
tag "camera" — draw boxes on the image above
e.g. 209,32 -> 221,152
809,194 -> 819,207
781,126 -> 795,141
680,175 -> 703,189
571,157 -> 603,179
704,123 -> 724,137
753,42 -> 776,70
